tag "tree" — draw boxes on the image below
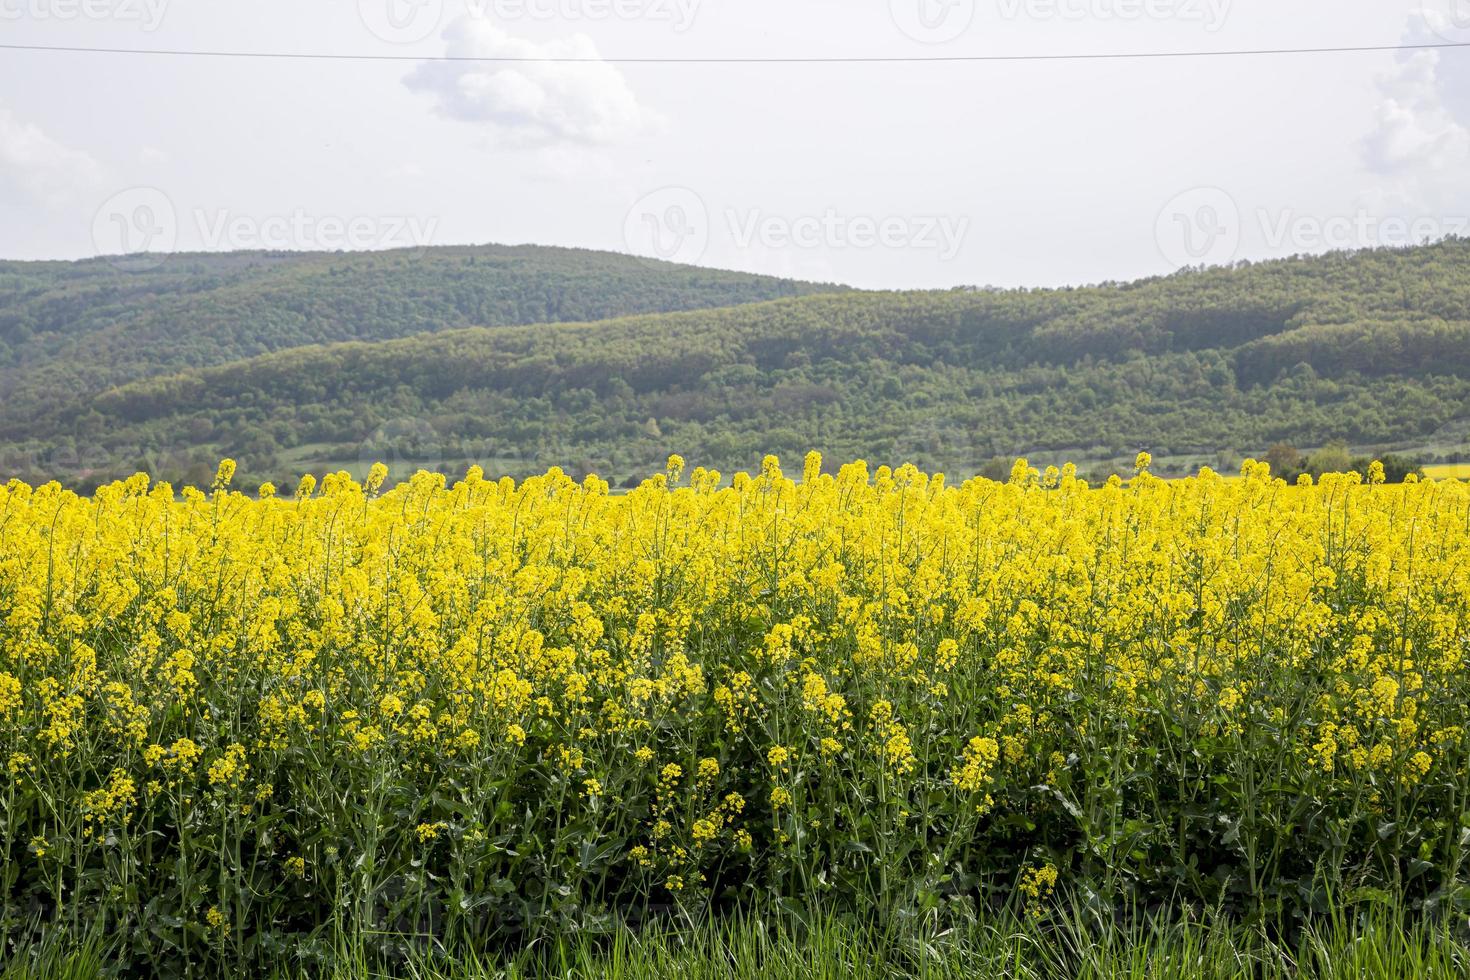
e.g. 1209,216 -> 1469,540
1306,442 -> 1353,478
1264,443 -> 1305,480
979,456 -> 1012,482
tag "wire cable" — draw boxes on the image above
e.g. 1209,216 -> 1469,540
1,39 -> 1467,65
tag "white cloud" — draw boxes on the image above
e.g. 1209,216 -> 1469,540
405,16 -> 659,145
1359,16 -> 1470,216
0,103 -> 104,206
1363,52 -> 1469,176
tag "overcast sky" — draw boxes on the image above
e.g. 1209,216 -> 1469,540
1,0 -> 1468,289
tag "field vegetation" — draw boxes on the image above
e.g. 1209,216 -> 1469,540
2,453 -> 1467,975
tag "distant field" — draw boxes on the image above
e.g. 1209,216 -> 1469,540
1424,462 -> 1470,479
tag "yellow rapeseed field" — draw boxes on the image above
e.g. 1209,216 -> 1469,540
2,453 -> 1468,971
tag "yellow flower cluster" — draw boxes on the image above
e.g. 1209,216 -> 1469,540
951,735 -> 1000,812
0,455 -> 1467,967
1020,863 -> 1059,919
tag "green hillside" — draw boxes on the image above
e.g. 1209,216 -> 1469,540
0,244 -> 840,425
4,240 -> 1470,489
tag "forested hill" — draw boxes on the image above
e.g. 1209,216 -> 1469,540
0,244 -> 841,422
5,239 -> 1470,489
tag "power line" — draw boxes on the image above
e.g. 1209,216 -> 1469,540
0,39 -> 1468,65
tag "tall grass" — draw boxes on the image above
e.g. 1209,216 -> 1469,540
3,900 -> 1464,978
312,905 -> 1467,980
